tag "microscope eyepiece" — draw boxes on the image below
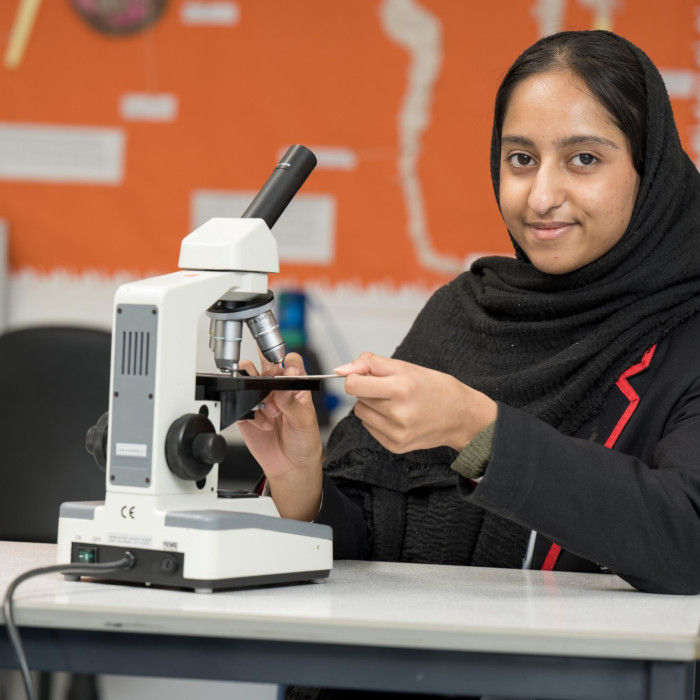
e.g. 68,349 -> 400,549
241,144 -> 317,229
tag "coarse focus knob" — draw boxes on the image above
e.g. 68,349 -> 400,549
165,413 -> 225,481
85,411 -> 109,472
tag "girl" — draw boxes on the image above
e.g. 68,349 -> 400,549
239,29 -> 700,699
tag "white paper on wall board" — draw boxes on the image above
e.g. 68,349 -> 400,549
0,122 -> 125,184
180,1 -> 240,25
191,190 -> 336,265
120,93 -> 179,122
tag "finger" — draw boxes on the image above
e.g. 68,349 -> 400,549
238,358 -> 260,377
260,397 -> 281,419
353,399 -> 407,441
333,352 -> 374,376
357,417 -> 410,455
237,411 -> 273,431
267,353 -> 314,408
352,399 -> 384,429
272,363 -> 306,408
263,358 -> 285,377
283,352 -> 308,376
256,346 -> 285,377
345,372 -> 409,401
334,352 -> 399,377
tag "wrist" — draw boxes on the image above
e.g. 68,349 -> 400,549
267,464 -> 323,521
448,389 -> 498,451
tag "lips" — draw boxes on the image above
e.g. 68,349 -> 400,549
526,221 -> 576,241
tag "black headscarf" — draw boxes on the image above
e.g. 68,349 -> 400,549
399,31 -> 700,435
323,31 -> 700,571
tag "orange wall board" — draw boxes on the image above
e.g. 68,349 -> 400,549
1,0 -> 697,289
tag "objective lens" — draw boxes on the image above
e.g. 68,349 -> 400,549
247,310 -> 286,364
208,319 -> 243,372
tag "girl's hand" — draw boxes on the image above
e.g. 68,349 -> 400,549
334,352 -> 497,454
236,352 -> 323,521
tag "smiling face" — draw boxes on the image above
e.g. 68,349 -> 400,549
498,70 -> 640,275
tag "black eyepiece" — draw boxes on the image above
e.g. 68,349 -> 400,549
241,145 -> 317,229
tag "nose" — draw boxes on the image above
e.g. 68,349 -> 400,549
527,161 -> 566,215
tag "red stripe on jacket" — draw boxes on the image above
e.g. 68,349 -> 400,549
541,345 -> 658,571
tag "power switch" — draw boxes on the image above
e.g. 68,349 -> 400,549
77,547 -> 97,564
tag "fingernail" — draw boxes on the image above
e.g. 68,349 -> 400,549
333,363 -> 352,373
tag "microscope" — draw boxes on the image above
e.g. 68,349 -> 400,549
56,145 -> 333,592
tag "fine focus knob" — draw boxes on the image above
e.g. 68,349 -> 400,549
165,413 -> 225,481
193,432 -> 227,466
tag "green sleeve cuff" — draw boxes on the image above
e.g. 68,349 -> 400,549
450,421 -> 496,480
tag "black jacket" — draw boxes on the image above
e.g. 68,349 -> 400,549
317,315 -> 700,595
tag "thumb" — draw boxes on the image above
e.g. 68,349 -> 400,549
334,352 -> 395,377
272,365 -> 303,409
270,366 -> 316,427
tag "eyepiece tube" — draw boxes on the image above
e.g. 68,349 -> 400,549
241,145 -> 317,229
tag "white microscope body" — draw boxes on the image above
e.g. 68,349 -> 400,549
56,147 -> 333,591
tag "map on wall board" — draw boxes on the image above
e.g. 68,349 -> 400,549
1,0 -> 699,292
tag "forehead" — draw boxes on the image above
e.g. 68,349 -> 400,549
502,70 -> 623,141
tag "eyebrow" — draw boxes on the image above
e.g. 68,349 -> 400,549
501,134 -> 621,150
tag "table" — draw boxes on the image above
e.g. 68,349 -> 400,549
0,540 -> 698,699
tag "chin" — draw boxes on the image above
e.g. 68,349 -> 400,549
530,257 -> 579,275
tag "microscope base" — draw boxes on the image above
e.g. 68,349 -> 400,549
57,499 -> 333,593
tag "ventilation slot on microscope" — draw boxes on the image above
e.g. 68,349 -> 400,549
120,331 -> 151,376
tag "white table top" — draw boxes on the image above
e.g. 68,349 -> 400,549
1,541 -> 699,662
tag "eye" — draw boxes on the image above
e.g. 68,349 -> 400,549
572,153 -> 598,166
507,153 -> 534,167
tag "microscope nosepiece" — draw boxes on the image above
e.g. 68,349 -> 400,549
207,292 -> 285,370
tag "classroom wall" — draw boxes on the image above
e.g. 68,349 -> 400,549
1,0 -> 699,399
